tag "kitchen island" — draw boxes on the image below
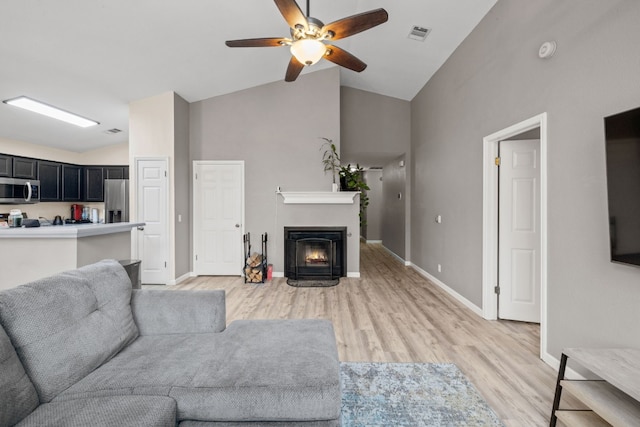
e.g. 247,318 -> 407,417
0,222 -> 144,290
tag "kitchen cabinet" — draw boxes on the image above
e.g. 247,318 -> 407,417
62,164 -> 83,201
13,157 -> 38,180
0,154 -> 12,177
0,153 -> 129,202
105,166 -> 125,180
38,161 -> 62,201
85,166 -> 128,202
84,167 -> 105,202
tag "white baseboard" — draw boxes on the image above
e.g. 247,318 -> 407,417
366,240 -> 382,244
381,245 -> 411,266
409,262 -> 483,318
166,271 -> 193,286
273,272 -> 285,277
541,351 -> 586,380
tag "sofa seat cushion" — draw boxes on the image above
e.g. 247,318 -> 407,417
0,260 -> 138,402
57,319 -> 341,422
16,395 -> 176,427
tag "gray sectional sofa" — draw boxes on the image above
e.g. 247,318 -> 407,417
0,260 -> 341,426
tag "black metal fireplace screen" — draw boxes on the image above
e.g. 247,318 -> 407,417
284,227 -> 346,281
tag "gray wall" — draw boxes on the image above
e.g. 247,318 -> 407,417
363,170 -> 383,241
340,86 -> 412,258
382,155 -> 407,259
174,93 -> 191,278
340,86 -> 411,167
411,0 -> 640,358
189,68 -> 341,271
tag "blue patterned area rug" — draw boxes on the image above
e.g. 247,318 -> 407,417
340,362 -> 504,426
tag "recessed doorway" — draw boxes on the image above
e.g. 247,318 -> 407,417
482,113 -> 548,360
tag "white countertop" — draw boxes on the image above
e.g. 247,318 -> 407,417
0,222 -> 145,239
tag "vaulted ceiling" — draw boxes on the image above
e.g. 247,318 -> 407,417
0,0 -> 497,152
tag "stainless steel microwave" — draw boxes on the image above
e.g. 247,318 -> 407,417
0,178 -> 40,204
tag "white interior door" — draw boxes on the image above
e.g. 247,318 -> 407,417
193,161 -> 244,275
136,159 -> 168,284
498,139 -> 541,322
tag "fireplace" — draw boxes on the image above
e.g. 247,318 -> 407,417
284,227 -> 346,285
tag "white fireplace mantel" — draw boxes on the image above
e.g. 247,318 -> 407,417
278,191 -> 360,205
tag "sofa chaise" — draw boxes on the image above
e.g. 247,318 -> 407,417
0,260 -> 341,426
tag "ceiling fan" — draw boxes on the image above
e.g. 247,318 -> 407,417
225,0 -> 388,82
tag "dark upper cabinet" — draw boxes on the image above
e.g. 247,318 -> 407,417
0,153 -> 128,202
62,164 -> 83,201
0,155 -> 12,177
13,157 -> 38,180
105,166 -> 125,180
84,167 -> 105,202
38,161 -> 62,202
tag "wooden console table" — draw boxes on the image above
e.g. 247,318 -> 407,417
550,348 -> 640,426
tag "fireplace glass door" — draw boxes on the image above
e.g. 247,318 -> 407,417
295,238 -> 333,279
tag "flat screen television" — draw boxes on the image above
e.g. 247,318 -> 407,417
604,106 -> 640,267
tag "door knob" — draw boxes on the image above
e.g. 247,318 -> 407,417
235,224 -> 240,228
137,226 -> 145,231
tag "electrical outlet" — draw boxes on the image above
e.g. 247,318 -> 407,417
437,264 -> 442,273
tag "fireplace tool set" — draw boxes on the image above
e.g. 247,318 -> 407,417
243,232 -> 269,283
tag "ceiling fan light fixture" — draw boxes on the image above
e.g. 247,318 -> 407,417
225,0 -> 388,82
290,39 -> 326,65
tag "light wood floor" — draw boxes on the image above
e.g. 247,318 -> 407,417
174,242 -> 559,426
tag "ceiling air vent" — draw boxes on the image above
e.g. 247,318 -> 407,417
408,26 -> 431,42
104,128 -> 122,134
369,166 -> 383,170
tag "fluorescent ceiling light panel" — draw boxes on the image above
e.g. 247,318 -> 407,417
3,96 -> 99,128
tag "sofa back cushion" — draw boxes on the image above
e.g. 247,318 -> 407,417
0,323 -> 39,426
0,260 -> 139,402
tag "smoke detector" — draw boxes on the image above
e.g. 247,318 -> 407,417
538,41 -> 557,59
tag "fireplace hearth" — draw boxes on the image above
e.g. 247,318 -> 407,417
284,227 -> 346,286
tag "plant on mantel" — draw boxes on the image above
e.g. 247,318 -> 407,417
339,164 -> 370,227
319,138 -> 370,226
320,137 -> 340,189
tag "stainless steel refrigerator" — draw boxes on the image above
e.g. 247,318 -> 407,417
104,179 -> 129,223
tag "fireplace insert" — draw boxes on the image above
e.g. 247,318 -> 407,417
284,227 -> 346,283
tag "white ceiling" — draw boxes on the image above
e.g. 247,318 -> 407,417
0,0 -> 497,153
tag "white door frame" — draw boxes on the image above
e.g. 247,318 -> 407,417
192,160 -> 245,275
482,113 -> 548,358
133,157 -> 170,284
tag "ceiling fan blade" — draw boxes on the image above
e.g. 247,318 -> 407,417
274,0 -> 308,30
285,56 -> 305,82
225,38 -> 288,48
323,8 -> 388,40
324,45 -> 367,72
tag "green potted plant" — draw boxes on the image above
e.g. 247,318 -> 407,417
320,137 -> 340,191
339,164 -> 370,227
